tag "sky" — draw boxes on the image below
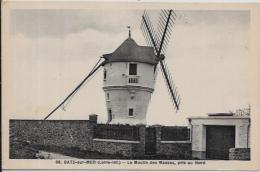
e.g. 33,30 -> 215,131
8,9 -> 250,125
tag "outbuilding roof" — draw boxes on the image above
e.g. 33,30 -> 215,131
102,37 -> 158,65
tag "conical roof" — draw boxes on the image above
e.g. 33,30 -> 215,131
102,37 -> 158,65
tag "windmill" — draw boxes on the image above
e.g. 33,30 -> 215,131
44,9 -> 180,123
140,9 -> 180,111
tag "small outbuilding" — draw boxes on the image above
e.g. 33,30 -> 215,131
188,113 -> 250,160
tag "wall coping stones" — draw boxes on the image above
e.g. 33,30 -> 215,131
187,117 -> 250,120
161,140 -> 191,144
93,138 -> 140,144
229,148 -> 251,152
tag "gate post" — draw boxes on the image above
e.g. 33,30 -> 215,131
135,124 -> 146,157
153,125 -> 162,155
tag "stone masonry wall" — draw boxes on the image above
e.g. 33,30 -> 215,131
157,142 -> 192,159
229,148 -> 250,160
10,120 -> 192,159
92,140 -> 139,157
10,120 -> 95,151
92,125 -> 146,157
154,126 -> 192,159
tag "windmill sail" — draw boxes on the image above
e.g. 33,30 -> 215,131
141,9 -> 181,111
44,58 -> 104,120
160,59 -> 180,110
140,11 -> 159,53
157,10 -> 175,55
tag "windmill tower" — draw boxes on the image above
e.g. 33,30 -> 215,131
44,10 -> 180,125
102,28 -> 158,124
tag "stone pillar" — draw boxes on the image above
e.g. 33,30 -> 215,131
191,124 -> 206,159
89,114 -> 98,124
132,124 -> 146,157
153,125 -> 162,155
235,120 -> 250,148
88,114 -> 98,151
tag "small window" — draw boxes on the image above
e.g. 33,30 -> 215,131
108,109 -> 112,121
128,108 -> 134,117
103,70 -> 107,80
106,93 -> 110,100
129,64 -> 137,75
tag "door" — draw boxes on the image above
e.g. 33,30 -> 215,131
206,125 -> 235,160
145,127 -> 156,155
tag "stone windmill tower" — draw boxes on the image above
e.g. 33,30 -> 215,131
102,30 -> 157,124
44,10 -> 180,125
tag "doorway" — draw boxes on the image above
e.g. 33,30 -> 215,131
206,125 -> 235,160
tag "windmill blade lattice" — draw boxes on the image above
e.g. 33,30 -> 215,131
160,60 -> 181,110
140,9 -> 181,111
140,11 -> 160,54
157,9 -> 176,55
141,10 -> 176,58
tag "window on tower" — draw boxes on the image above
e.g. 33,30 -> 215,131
108,109 -> 112,121
103,69 -> 107,80
128,108 -> 134,117
129,63 -> 137,75
106,93 -> 110,101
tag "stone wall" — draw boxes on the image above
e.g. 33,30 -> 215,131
92,125 -> 146,157
157,142 -> 192,159
93,123 -> 140,141
10,120 -> 192,159
10,120 -> 95,151
154,126 -> 192,159
92,139 -> 140,157
229,148 -> 250,160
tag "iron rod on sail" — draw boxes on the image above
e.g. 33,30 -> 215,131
44,59 -> 104,120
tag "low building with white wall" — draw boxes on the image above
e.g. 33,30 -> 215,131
188,113 -> 250,160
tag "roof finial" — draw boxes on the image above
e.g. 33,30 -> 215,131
127,26 -> 131,38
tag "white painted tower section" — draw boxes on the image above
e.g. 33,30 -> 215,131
102,37 -> 158,125
103,62 -> 155,124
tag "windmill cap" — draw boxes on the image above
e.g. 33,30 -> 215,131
102,37 -> 158,65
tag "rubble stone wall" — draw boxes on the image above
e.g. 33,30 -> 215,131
157,142 -> 192,159
92,139 -> 140,157
229,148 -> 250,160
10,120 -> 95,151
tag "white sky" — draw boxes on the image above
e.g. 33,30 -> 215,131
9,9 -> 250,125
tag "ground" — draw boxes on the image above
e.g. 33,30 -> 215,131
10,139 -> 194,160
